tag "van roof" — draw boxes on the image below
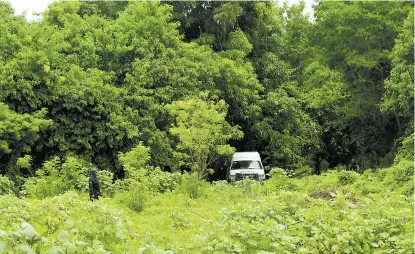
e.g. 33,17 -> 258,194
232,152 -> 261,161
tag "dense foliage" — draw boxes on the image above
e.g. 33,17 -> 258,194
0,1 -> 413,177
0,165 -> 413,253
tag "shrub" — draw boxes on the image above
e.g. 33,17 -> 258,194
400,180 -> 414,196
116,180 -> 149,212
147,167 -> 182,193
0,175 -> 14,195
190,191 -> 413,253
264,168 -> 299,192
382,159 -> 414,195
0,192 -> 135,253
293,165 -> 313,177
169,210 -> 190,229
22,156 -> 89,198
176,172 -> 207,199
118,142 -> 151,176
234,179 -> 262,199
394,134 -> 414,162
337,170 -> 359,186
333,164 -> 348,171
296,171 -> 339,194
97,170 -> 116,198
16,155 -> 32,170
269,167 -> 288,178
388,159 -> 413,185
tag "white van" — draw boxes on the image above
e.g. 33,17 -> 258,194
227,152 -> 267,183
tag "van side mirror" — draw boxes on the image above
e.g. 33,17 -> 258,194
264,166 -> 270,172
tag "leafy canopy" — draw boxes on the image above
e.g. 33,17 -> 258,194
166,93 -> 243,178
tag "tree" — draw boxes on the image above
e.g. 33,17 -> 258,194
1,0 -> 412,180
118,143 -> 151,176
280,1 -> 313,75
0,103 -> 51,179
253,83 -> 320,168
304,1 -> 413,168
114,2 -> 261,169
381,9 -> 414,136
165,93 -> 243,178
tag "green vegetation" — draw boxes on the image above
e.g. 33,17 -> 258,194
1,0 -> 412,175
0,165 -> 413,253
166,93 -> 243,178
0,1 -> 413,253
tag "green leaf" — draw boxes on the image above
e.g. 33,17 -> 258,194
14,243 -> 36,254
0,241 -> 12,254
57,230 -> 68,242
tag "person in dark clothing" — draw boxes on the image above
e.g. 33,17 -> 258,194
349,159 -> 360,172
89,169 -> 101,201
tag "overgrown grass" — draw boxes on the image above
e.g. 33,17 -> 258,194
0,161 -> 413,253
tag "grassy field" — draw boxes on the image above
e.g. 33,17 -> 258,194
0,163 -> 413,253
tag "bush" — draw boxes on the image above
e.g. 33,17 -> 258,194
234,179 -> 262,199
293,165 -> 313,177
269,167 -> 288,178
16,155 -> 32,170
1,162 -> 413,253
169,210 -> 190,229
116,180 -> 149,212
382,159 -> 414,195
394,134 -> 414,162
337,170 -> 359,186
21,157 -> 63,198
22,156 -> 90,198
97,170 -> 116,198
0,192 -> 135,253
118,143 -> 151,176
0,175 -> 14,195
296,171 -> 339,194
190,191 -> 413,253
268,168 -> 290,183
176,172 -> 207,199
388,159 -> 413,185
147,167 -> 182,193
400,180 -> 414,196
354,178 -> 384,195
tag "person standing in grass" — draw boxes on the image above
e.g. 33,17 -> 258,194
89,168 -> 101,201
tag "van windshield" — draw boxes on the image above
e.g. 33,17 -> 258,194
231,160 -> 262,170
